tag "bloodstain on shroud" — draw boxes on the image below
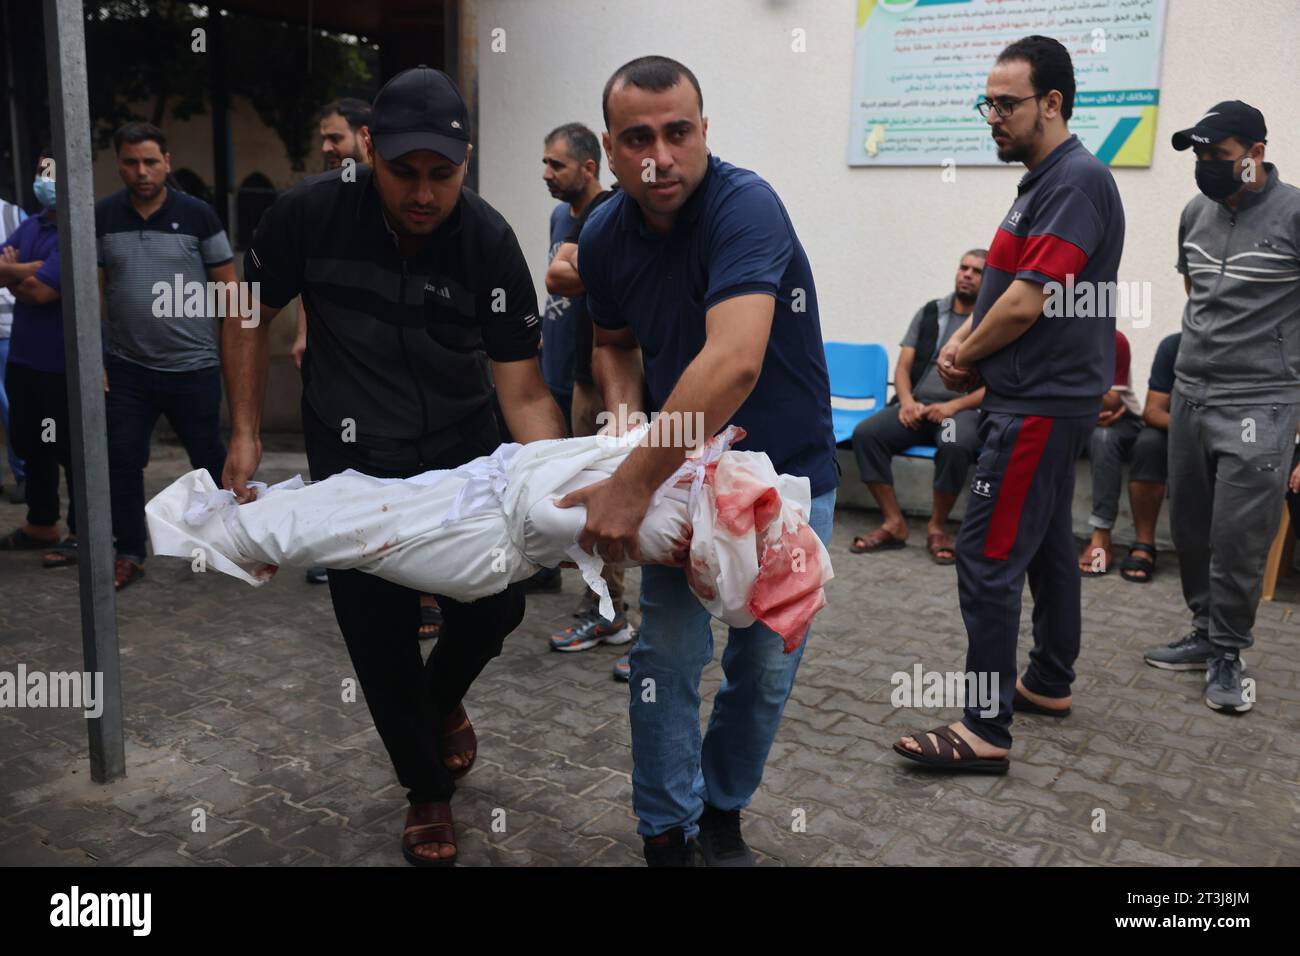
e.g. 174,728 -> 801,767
707,458 -> 827,653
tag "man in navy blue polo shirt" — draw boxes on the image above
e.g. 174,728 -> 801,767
893,36 -> 1124,772
559,55 -> 837,866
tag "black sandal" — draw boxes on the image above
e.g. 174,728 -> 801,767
892,724 -> 1010,774
1119,543 -> 1157,583
418,599 -> 442,640
42,537 -> 78,568
0,527 -> 57,551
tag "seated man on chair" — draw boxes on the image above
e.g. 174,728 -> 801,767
1118,331 -> 1180,583
1078,329 -> 1145,575
850,249 -> 986,564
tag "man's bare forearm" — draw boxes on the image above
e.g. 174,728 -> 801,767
894,363 -> 915,405
948,387 -> 985,413
504,391 -> 567,444
614,344 -> 760,497
0,261 -> 40,287
593,343 -> 646,419
957,281 -> 1046,365
222,310 -> 274,438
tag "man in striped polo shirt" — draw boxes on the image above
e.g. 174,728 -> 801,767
894,36 -> 1124,772
97,122 -> 236,591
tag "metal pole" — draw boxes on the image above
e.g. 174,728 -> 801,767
42,0 -> 125,784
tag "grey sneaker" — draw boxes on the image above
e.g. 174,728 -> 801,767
1143,631 -> 1214,670
1205,651 -> 1252,713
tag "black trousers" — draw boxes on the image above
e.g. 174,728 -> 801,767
6,360 -> 75,533
303,397 -> 525,804
956,411 -> 1094,749
851,403 -> 981,497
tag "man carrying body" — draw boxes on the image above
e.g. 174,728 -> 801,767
1142,102 -> 1300,712
226,67 -> 566,865
893,36 -> 1124,771
560,56 -> 837,865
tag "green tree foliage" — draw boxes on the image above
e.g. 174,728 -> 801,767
85,1 -> 374,170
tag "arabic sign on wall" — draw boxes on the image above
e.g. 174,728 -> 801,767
848,0 -> 1168,166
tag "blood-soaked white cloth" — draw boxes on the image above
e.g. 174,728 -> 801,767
146,426 -> 833,651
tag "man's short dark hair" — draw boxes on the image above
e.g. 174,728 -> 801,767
319,98 -> 372,132
963,248 -> 988,260
996,35 -> 1075,121
601,55 -> 703,128
113,121 -> 167,155
545,123 -> 601,175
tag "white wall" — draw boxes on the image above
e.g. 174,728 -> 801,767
474,0 -> 1300,398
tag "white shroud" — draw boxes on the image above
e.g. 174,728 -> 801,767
145,426 -> 833,651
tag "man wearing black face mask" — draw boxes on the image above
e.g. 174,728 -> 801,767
1143,102 -> 1300,714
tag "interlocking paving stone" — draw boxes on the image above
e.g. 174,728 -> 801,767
1,437 -> 1297,865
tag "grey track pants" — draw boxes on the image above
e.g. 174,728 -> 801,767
1168,390 -> 1300,650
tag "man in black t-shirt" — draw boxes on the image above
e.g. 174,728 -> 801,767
1116,332 -> 1179,584
225,68 -> 566,867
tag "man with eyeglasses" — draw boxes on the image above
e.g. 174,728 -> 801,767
893,35 -> 1125,773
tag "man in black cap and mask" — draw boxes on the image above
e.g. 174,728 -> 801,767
224,67 -> 566,865
1143,101 -> 1300,714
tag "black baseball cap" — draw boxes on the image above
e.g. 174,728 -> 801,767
369,65 -> 471,164
1171,100 -> 1267,151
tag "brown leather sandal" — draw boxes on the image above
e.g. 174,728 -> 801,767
849,527 -> 906,554
892,724 -> 1010,774
402,801 -> 457,867
441,703 -> 477,780
926,532 -> 956,565
114,557 -> 145,590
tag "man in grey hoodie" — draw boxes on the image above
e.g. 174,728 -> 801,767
1143,101 -> 1300,714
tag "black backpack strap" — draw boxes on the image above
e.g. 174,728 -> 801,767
892,298 -> 942,405
912,298 -> 941,376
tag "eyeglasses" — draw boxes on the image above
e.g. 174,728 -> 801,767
975,94 -> 1043,119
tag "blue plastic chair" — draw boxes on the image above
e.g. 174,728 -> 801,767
824,342 -> 888,445
825,340 -> 944,459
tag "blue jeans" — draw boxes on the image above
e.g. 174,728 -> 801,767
629,489 -> 836,838
0,338 -> 25,486
107,355 -> 225,562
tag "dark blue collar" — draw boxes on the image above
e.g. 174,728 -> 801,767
1019,134 -> 1083,192
117,185 -> 177,224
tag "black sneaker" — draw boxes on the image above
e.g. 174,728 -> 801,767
642,827 -> 704,867
697,804 -> 755,867
305,566 -> 329,585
